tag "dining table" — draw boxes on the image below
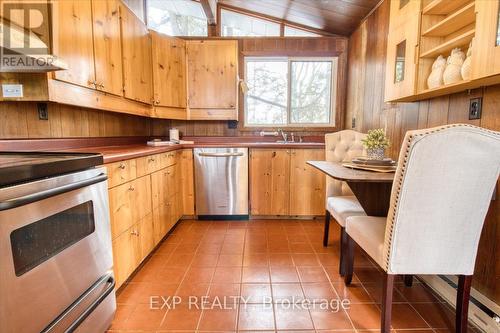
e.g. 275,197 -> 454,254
307,161 -> 395,216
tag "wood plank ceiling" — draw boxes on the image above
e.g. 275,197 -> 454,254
218,0 -> 381,36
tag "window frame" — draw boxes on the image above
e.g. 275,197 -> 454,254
145,0 -> 209,37
244,56 -> 338,128
220,8 -> 281,37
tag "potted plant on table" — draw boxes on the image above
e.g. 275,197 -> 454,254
362,129 -> 390,160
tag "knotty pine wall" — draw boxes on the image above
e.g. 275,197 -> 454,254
346,0 -> 499,304
0,102 -> 170,138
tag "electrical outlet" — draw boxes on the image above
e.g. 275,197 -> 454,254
2,84 -> 23,98
37,103 -> 48,120
351,117 -> 356,128
227,120 -> 238,129
469,97 -> 482,120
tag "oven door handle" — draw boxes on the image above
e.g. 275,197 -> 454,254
0,173 -> 108,211
41,274 -> 115,333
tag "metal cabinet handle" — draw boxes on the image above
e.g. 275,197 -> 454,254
198,152 -> 244,157
118,163 -> 126,169
131,230 -> 139,236
128,185 -> 135,191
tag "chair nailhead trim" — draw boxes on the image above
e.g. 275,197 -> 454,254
382,124 -> 499,272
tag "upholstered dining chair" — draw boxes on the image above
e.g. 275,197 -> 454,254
343,124 -> 500,333
324,130 -> 367,274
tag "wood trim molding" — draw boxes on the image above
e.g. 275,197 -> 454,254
189,108 -> 238,120
47,79 -> 152,117
152,106 -> 188,120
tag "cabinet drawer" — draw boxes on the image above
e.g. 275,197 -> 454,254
108,175 -> 152,238
137,154 -> 162,177
160,151 -> 177,168
106,159 -> 137,188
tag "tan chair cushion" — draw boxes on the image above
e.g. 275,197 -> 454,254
326,196 -> 366,227
346,216 -> 386,268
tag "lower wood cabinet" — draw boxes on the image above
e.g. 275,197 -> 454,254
107,149 -> 193,289
250,148 -> 325,216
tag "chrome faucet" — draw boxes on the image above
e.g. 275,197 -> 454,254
278,129 -> 288,143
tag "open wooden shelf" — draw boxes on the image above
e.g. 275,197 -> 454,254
420,28 -> 474,58
422,2 -> 475,37
423,0 -> 473,15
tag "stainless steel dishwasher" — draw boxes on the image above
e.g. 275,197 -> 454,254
194,147 -> 248,218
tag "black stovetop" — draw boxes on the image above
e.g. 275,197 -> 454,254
0,152 -> 103,187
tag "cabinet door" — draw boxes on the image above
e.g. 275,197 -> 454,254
92,0 -> 123,96
53,0 -> 95,89
289,149 -> 325,216
472,0 -> 500,78
151,32 -> 187,108
180,149 -> 195,215
249,149 -> 290,215
137,213 -> 154,262
112,225 -> 139,289
120,4 -> 153,104
186,40 -> 238,109
384,0 -> 421,102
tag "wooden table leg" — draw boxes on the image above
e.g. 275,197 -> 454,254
346,181 -> 392,216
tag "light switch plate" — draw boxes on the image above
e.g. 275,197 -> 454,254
2,84 -> 23,98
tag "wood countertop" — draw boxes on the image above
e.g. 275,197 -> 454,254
0,136 -> 325,164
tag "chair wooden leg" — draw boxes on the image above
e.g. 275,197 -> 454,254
343,233 -> 355,285
381,273 -> 395,333
323,210 -> 331,247
456,275 -> 472,333
339,226 -> 346,276
404,274 -> 413,287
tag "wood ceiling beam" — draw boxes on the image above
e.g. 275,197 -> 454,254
200,0 -> 217,25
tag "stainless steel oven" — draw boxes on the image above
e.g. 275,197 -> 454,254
0,166 -> 115,333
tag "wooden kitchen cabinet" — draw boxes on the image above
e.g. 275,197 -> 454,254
52,0 -> 95,89
384,0 -> 421,102
120,3 -> 153,104
106,159 -> 137,188
112,223 -> 139,288
92,0 -> 123,96
186,40 -> 238,120
137,213 -> 155,262
289,149 -> 325,216
472,0 -> 500,79
249,148 -> 325,216
250,149 -> 290,215
151,32 -> 187,109
108,175 -> 152,239
180,149 -> 195,215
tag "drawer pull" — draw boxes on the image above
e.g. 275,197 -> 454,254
131,230 -> 139,236
118,163 -> 126,169
149,157 -> 156,162
128,185 -> 135,191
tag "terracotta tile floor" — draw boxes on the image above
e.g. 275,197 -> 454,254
108,219 -> 478,332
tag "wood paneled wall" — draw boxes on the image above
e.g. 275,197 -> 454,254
346,0 -> 499,304
0,102 -> 156,138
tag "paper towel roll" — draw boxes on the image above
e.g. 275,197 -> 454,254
169,128 -> 179,141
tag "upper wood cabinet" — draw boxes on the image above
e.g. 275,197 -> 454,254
472,0 -> 500,79
151,31 -> 187,109
52,0 -> 95,89
186,40 -> 238,120
92,0 -> 123,96
120,3 -> 153,104
384,0 -> 421,102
